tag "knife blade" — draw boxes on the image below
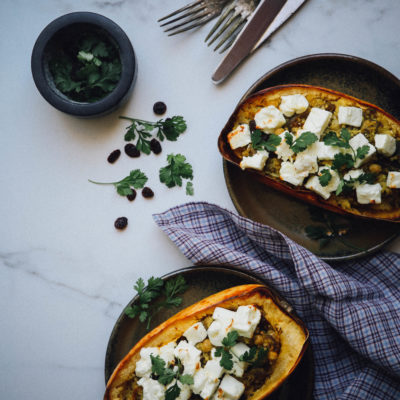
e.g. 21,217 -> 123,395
252,0 -> 307,52
212,0 -> 288,84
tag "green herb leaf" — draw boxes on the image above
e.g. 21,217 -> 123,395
290,131 -> 318,153
220,350 -> 233,370
241,347 -> 269,367
251,130 -> 282,152
165,382 -> 181,400
222,331 -> 239,347
179,375 -> 194,385
285,131 -> 294,147
186,181 -> 194,196
356,145 -> 370,160
358,173 -> 375,184
323,130 -> 351,149
163,275 -> 187,308
332,153 -> 355,171
158,116 -> 187,142
318,169 -> 332,187
159,154 -> 194,189
239,347 -> 258,362
89,169 -> 148,196
151,355 -> 166,376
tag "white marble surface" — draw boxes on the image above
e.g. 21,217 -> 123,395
1,0 -> 399,398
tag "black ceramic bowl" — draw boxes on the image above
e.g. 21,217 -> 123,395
31,12 -> 137,118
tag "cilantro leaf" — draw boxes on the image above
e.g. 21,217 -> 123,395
323,130 -> 351,149
165,383 -> 181,400
186,181 -> 194,196
285,131 -> 294,147
150,355 -> 166,376
179,375 -> 194,385
319,169 -> 332,187
290,131 -> 318,153
163,275 -> 187,308
356,145 -> 370,160
240,347 -> 269,367
89,169 -> 148,196
358,173 -> 375,184
251,130 -> 281,152
220,349 -> 233,370
120,116 -> 187,154
222,331 -> 239,347
159,154 -> 194,189
332,153 -> 355,171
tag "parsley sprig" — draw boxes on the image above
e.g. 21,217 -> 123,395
318,168 -> 333,187
335,172 -> 376,195
150,356 -> 194,400
323,128 -> 369,172
214,331 -> 239,370
124,275 -> 187,330
285,131 -> 318,153
159,154 -> 194,195
251,130 -> 281,152
88,169 -> 147,196
120,116 -> 187,154
239,346 -> 269,367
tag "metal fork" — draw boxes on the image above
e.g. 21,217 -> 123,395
205,0 -> 258,52
158,0 -> 230,36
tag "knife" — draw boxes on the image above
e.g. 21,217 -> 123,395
252,0 -> 307,52
212,0 -> 288,84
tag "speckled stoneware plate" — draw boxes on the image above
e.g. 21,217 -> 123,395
223,53 -> 400,261
104,266 -> 314,400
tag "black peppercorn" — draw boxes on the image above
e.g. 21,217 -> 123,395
125,143 -> 140,158
127,189 -> 137,201
142,187 -> 154,198
114,217 -> 128,230
153,101 -> 167,115
107,149 -> 121,163
150,138 -> 162,154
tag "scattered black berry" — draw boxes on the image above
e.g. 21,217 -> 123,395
142,187 -> 154,198
107,149 -> 121,163
127,189 -> 137,201
125,143 -> 140,158
249,119 -> 257,132
114,217 -> 128,230
150,138 -> 162,154
153,101 -> 167,115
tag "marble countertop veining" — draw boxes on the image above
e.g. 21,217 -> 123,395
0,0 -> 399,398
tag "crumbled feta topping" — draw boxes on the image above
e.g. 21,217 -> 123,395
349,133 -> 376,167
374,133 -> 396,157
240,150 -> 269,171
303,107 -> 332,137
338,106 -> 363,127
183,322 -> 207,345
254,106 -> 286,132
279,94 -> 309,117
356,183 -> 382,204
137,377 -> 166,400
387,171 -> 400,189
228,124 -> 251,150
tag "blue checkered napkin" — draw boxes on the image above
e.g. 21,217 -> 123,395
153,202 -> 400,400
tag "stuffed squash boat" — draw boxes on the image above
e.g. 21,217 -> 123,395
218,84 -> 400,222
104,284 -> 309,400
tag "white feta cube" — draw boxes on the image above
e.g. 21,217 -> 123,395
227,124 -> 251,150
135,347 -> 160,378
279,161 -> 305,186
356,183 -> 382,204
231,342 -> 250,359
275,131 -> 294,161
231,360 -> 246,378
204,360 -> 224,380
159,342 -> 176,365
208,320 -> 232,347
254,105 -> 286,132
200,377 -> 220,399
317,141 -> 342,160
183,322 -> 207,345
213,307 -> 236,322
232,305 -> 261,338
137,377 -> 166,400
343,169 -> 363,181
279,94 -> 309,117
166,381 -> 191,400
191,369 -> 207,395
294,152 -> 318,177
218,375 -> 245,400
240,150 -> 269,171
303,107 -> 332,137
387,171 -> 400,189
374,133 -> 396,157
305,176 -> 331,200
174,340 -> 201,375
338,106 -> 363,127
349,133 -> 376,167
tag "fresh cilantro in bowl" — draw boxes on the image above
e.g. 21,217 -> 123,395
48,33 -> 121,103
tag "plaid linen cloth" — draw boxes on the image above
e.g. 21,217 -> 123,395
153,201 -> 400,400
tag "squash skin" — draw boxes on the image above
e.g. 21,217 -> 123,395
104,284 -> 309,400
218,84 -> 400,222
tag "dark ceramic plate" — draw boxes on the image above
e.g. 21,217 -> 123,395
104,266 -> 314,400
223,53 -> 400,261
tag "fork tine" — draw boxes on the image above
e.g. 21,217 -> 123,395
159,5 -> 206,27
204,1 -> 236,42
218,19 -> 246,52
207,12 -> 240,46
158,0 -> 203,22
213,16 -> 244,51
167,15 -> 215,36
164,11 -> 211,33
